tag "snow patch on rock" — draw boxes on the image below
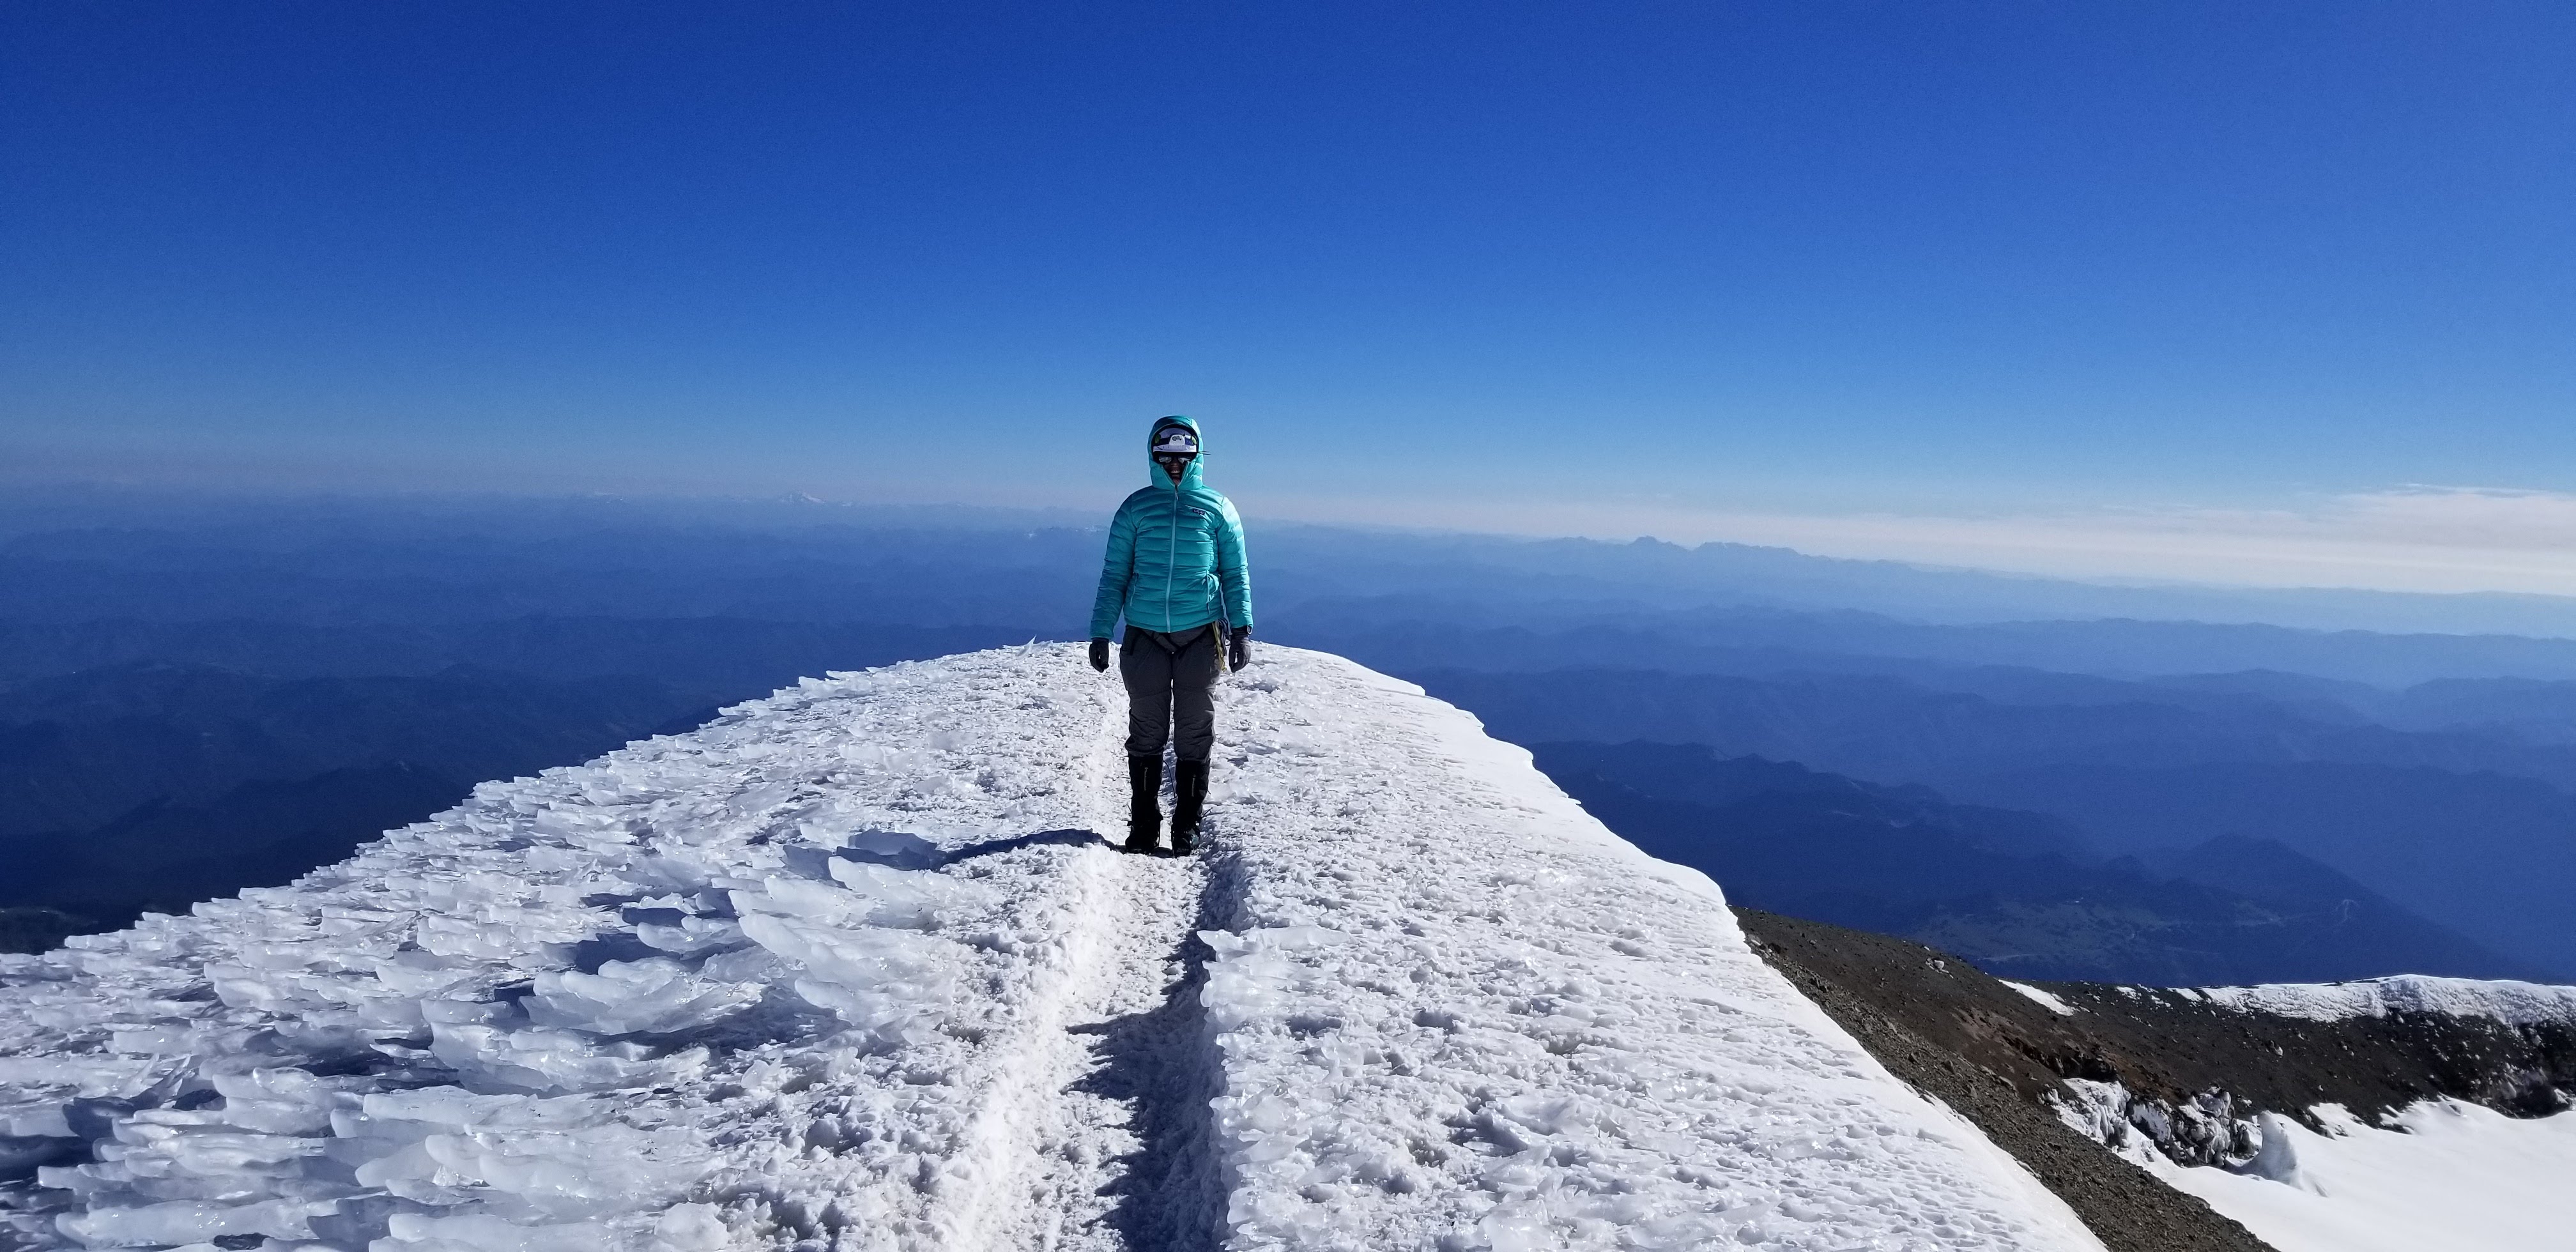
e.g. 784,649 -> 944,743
2195,975 -> 2576,1026
1998,981 -> 2077,1016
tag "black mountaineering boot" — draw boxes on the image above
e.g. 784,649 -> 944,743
1170,759 -> 1209,855
1125,755 -> 1163,853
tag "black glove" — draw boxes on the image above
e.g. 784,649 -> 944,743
1089,637 -> 1110,672
1227,626 -> 1252,672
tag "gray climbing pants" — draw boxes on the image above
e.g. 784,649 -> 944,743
1121,625 -> 1222,762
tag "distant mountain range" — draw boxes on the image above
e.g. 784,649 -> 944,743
1416,666 -> 2576,786
1953,760 -> 2576,986
4,489 -> 2572,981
0,662 -> 709,836
1423,668 -> 2576,978
12,762 -> 464,929
19,487 -> 2576,639
1532,742 -> 2535,986
1282,604 -> 2576,689
0,617 -> 1058,689
19,489 -> 2576,681
0,664 -> 720,947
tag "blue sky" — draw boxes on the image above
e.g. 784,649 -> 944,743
5,2 -> 2572,591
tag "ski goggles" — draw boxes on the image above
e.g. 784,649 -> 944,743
1151,428 -> 1199,457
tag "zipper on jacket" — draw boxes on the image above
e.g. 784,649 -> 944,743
1164,475 -> 1180,629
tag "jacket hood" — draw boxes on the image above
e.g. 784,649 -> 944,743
1146,415 -> 1208,489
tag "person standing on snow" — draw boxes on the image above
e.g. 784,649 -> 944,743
1088,415 -> 1254,855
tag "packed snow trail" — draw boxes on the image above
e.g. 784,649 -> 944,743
0,644 -> 2106,1251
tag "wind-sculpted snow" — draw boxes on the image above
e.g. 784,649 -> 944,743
1196,652 -> 2103,1251
2,643 -> 2105,1251
0,645 -> 1166,1252
2192,975 -> 2576,1026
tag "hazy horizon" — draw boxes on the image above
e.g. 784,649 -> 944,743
20,480 -> 2576,650
15,472 -> 2576,606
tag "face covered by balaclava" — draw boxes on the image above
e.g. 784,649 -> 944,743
1151,422 -> 1199,483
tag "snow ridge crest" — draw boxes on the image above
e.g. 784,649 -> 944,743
3,645 -> 2104,1251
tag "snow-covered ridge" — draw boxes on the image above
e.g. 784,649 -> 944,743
2193,975 -> 2576,1026
3,645 -> 2104,1251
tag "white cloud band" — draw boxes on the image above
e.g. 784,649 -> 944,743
1261,487 -> 2576,596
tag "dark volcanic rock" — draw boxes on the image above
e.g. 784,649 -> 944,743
2041,981 -> 2576,1126
1738,909 -> 2273,1252
1740,906 -> 2576,1252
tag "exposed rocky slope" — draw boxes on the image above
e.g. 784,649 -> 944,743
1739,908 -> 2576,1252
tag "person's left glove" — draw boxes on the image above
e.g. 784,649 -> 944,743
1227,626 -> 1252,672
1089,637 -> 1110,672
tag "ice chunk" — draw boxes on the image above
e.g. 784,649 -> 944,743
55,1198 -> 332,1246
3,1103 -> 74,1138
374,949 -> 489,997
0,1056 -> 164,1101
2237,1111 -> 2323,1194
633,915 -> 741,958
652,1202 -> 730,1251
379,1212 -> 613,1252
429,1022 -> 709,1094
523,958 -> 760,1037
733,876 -> 858,925
739,913 -> 955,1005
826,858 -> 986,929
1480,1198 -> 1554,1252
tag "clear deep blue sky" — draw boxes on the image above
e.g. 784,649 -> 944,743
4,3 -> 2572,585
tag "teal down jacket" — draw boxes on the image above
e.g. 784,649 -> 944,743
1090,415 -> 1254,639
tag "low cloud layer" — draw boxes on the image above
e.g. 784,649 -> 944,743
1273,487 -> 2576,597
